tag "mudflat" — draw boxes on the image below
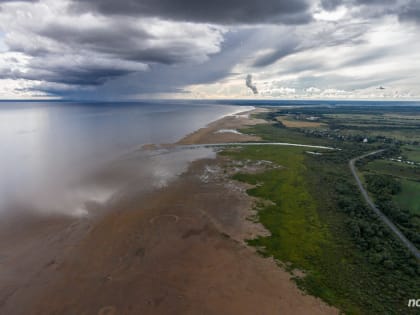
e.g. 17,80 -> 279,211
0,109 -> 338,315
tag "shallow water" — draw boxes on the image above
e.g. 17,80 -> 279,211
0,101 -> 251,217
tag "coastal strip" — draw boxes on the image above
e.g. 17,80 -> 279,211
1,107 -> 338,315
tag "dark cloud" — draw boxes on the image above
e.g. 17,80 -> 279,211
399,1 -> 420,24
36,23 -> 206,65
1,6 -> 225,88
36,29 -> 259,98
70,0 -> 313,25
1,0 -> 419,99
0,46 -> 147,86
0,0 -> 38,2
11,66 -> 138,86
321,0 -> 396,11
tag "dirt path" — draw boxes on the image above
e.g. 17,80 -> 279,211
177,142 -> 336,150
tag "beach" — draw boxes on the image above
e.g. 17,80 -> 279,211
0,108 -> 338,315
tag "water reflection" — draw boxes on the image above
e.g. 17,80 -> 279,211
0,102 -> 250,217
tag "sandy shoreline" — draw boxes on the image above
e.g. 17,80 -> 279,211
176,107 -> 267,145
0,108 -> 338,315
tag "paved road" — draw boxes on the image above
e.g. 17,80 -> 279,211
350,150 -> 420,259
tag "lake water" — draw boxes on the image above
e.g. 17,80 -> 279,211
0,101 -> 251,217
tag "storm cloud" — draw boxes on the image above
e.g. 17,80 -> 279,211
399,1 -> 420,24
70,0 -> 313,25
0,0 -> 420,99
0,0 -> 225,87
321,0 -> 400,11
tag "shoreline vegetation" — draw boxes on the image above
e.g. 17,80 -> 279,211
1,105 -> 419,314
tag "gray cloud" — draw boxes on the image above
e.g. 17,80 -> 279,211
252,40 -> 300,67
274,46 -> 394,78
320,0 -> 397,11
4,61 -> 145,86
0,0 -> 38,2
319,0 -> 420,23
399,1 -> 420,24
0,2 -> 225,88
70,0 -> 313,25
35,22 -> 215,65
23,29 -> 258,98
1,0 -> 420,99
251,19 -> 368,69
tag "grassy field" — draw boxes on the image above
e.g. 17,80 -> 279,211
276,115 -> 325,128
394,179 -> 420,215
402,145 -> 420,163
363,159 -> 420,181
239,123 -> 330,146
271,106 -> 420,142
227,146 -> 330,266
224,117 -> 420,315
361,156 -> 420,216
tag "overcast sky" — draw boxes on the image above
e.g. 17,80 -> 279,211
0,0 -> 419,100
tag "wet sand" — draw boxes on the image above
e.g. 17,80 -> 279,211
0,108 -> 338,315
176,107 -> 268,145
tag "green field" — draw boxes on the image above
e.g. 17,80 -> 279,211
222,119 -> 420,314
402,145 -> 420,163
271,106 -> 420,142
227,146 -> 331,266
394,179 -> 420,215
239,123 -> 330,146
363,159 -> 420,181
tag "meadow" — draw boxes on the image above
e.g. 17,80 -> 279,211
402,145 -> 420,163
363,159 -> 420,181
275,115 -> 325,128
395,179 -> 420,216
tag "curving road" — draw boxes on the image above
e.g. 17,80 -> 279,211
350,150 -> 420,259
177,142 -> 337,150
